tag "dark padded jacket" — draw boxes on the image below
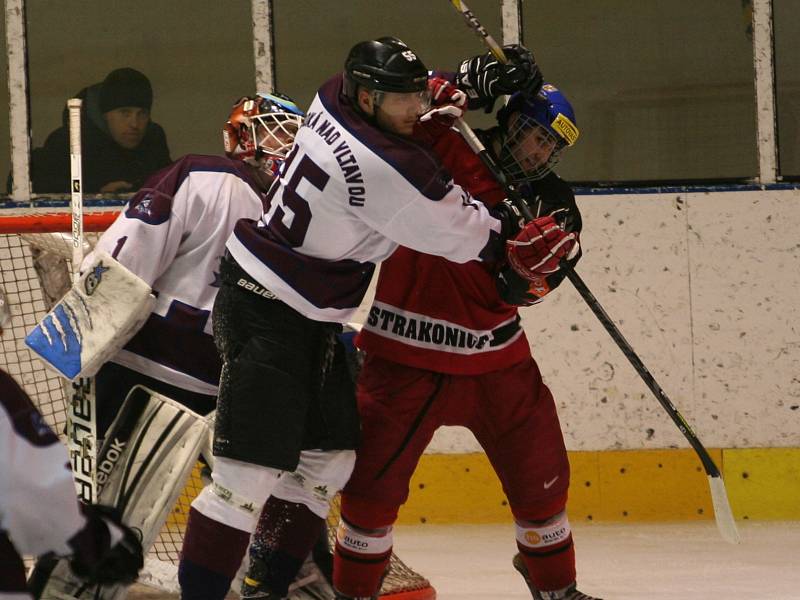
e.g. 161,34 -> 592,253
29,83 -> 171,193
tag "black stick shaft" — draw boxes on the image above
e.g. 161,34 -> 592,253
563,267 -> 721,477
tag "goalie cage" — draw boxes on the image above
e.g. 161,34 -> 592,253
0,205 -> 435,600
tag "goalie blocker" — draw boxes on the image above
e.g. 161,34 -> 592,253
30,386 -> 209,600
25,251 -> 156,381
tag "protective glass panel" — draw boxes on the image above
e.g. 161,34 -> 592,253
524,1 -> 758,183
774,0 -> 800,178
273,0 -> 502,129
26,0 -> 253,194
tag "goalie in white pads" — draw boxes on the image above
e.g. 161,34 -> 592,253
24,92 -> 305,599
0,295 -> 143,600
77,91 -> 305,440
29,386 -> 208,600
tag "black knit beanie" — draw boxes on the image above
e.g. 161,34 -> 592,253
99,68 -> 153,113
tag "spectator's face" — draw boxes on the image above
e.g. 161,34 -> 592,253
104,107 -> 150,149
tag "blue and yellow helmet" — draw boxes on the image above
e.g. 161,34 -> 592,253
497,84 -> 579,182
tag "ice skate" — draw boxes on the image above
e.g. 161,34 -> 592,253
513,553 -> 603,600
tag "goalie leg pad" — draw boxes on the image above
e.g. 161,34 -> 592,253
97,386 -> 208,551
25,251 -> 155,380
32,386 -> 208,600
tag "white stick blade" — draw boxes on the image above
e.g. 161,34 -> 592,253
708,474 -> 741,544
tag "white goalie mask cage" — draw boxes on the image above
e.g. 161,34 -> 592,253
223,92 -> 305,174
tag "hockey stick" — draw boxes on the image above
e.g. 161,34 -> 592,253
457,120 -> 741,546
449,0 -> 507,63
448,2 -> 740,545
67,98 -> 99,504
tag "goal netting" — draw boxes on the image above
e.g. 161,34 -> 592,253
0,204 -> 435,600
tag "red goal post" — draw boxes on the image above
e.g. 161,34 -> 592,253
0,210 -> 118,234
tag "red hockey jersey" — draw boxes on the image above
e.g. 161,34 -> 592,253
357,125 -> 529,375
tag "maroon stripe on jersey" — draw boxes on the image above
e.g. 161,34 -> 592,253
0,370 -> 59,446
124,154 -> 266,224
0,532 -> 27,592
234,220 -> 375,310
121,300 -> 222,385
317,74 -> 453,201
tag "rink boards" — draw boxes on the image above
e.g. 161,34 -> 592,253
395,447 -> 800,524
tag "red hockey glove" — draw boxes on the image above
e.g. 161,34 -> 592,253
506,215 -> 579,280
418,76 -> 466,129
428,76 -> 467,108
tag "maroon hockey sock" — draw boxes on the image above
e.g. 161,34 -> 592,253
517,534 -> 577,592
247,496 -> 326,596
180,507 -> 250,579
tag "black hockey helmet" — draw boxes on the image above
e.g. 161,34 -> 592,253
343,37 -> 429,100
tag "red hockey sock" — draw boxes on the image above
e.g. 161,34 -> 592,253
332,519 -> 392,597
518,535 -> 576,591
515,512 -> 577,591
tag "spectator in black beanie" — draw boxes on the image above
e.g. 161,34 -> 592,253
27,67 -> 171,194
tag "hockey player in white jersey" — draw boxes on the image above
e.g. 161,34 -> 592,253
0,289 -> 143,600
178,36 -> 552,600
85,92 -> 304,437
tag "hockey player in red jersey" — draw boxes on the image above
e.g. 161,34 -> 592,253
0,288 -> 143,600
331,84 -> 602,600
178,36 -> 554,600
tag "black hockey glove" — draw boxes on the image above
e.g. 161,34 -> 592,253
68,504 -> 143,586
498,175 -> 583,305
457,44 -> 543,111
522,174 -> 582,235
491,198 -> 526,239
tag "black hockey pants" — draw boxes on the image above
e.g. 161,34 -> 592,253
211,255 -> 360,471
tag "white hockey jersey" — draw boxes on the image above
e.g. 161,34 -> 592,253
83,155 -> 266,394
227,74 -> 504,323
0,370 -> 88,587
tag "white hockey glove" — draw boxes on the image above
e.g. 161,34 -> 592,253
25,251 -> 155,380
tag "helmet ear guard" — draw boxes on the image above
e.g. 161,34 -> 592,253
223,93 -> 304,175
